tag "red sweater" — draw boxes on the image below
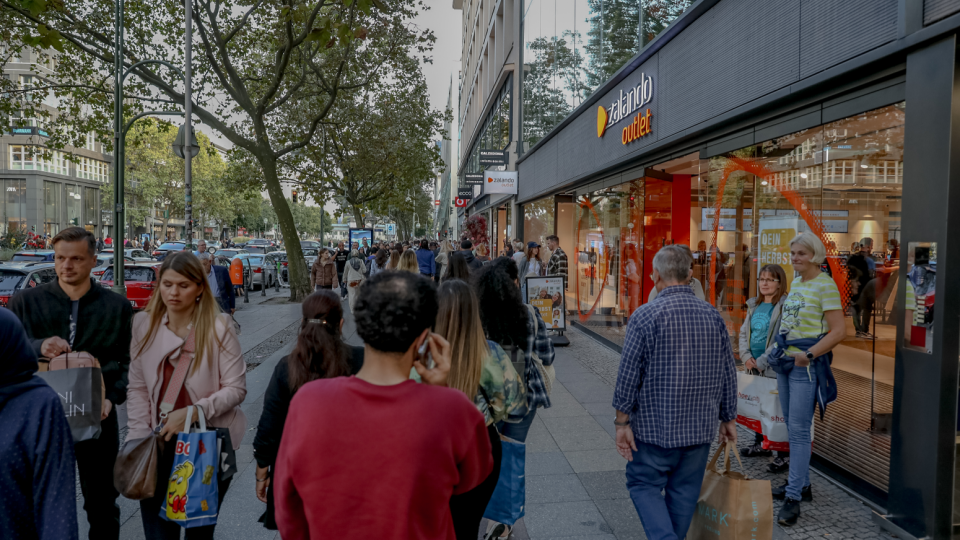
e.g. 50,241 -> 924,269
274,376 -> 492,540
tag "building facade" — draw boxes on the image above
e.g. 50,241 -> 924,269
514,0 -> 960,538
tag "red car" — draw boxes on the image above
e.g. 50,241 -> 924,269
100,264 -> 161,310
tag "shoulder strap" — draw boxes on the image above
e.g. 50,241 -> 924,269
158,326 -> 196,423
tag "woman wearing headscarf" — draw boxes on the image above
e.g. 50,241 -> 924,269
0,308 -> 79,540
342,249 -> 367,312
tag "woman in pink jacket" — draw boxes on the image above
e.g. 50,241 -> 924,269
126,251 -> 246,540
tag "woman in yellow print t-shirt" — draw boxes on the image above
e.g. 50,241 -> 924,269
772,232 -> 846,528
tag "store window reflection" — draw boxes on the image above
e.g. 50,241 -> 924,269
523,196 -> 555,246
3,179 -> 27,234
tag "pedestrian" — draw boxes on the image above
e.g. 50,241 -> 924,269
126,251 -> 247,540
473,257 -> 555,539
342,249 -> 367,312
386,248 -> 401,270
416,239 -> 437,278
766,232 -> 845,525
397,249 -> 419,273
442,252 -> 472,282
8,226 -> 132,540
518,241 -> 544,279
475,244 -> 491,264
511,241 -> 525,264
310,249 -> 339,291
647,246 -> 706,303
738,263 -> 789,471
459,239 -> 483,271
0,308 -> 79,540
436,239 -> 453,278
545,235 -> 567,278
97,236 -> 104,253
436,279 -> 525,540
613,245 -> 738,540
198,252 -> 236,315
369,248 -> 389,277
334,241 -> 349,298
194,239 -> 208,256
274,272 -> 492,539
144,238 -> 151,252
253,291 -> 363,530
502,240 -> 514,259
846,237 -> 876,337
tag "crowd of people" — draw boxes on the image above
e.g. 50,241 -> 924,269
2,225 -> 845,539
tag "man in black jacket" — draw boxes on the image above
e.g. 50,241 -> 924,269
9,227 -> 132,540
335,241 -> 350,298
459,239 -> 483,271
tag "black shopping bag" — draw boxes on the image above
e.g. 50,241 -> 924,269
37,366 -> 103,442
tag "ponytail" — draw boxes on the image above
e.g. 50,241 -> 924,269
287,290 -> 352,393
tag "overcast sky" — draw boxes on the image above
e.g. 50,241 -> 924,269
416,0 -> 463,118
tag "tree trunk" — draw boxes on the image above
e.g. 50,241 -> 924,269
259,155 -> 310,301
352,206 -> 365,229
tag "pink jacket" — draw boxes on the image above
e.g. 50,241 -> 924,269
126,312 -> 247,449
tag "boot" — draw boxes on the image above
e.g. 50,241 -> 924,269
772,482 -> 812,502
778,498 -> 801,526
767,456 -> 789,474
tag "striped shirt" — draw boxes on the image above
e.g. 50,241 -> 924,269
613,286 -> 737,448
779,273 -> 842,352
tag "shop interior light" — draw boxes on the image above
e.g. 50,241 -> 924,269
761,180 -> 769,186
800,173 -> 808,179
860,159 -> 869,169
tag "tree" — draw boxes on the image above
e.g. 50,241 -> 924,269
0,0 -> 434,300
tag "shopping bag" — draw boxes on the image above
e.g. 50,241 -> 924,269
736,372 -> 773,435
759,386 -> 814,452
160,406 -> 220,528
483,435 -> 525,526
687,442 -> 773,540
36,365 -> 103,442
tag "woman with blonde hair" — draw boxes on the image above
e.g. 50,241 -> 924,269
475,244 -> 491,264
126,251 -> 246,539
385,248 -> 401,270
436,279 -> 524,540
435,239 -> 454,278
397,249 -> 419,274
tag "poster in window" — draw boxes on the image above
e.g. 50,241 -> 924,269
525,276 -> 566,330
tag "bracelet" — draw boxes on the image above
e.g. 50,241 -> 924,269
614,419 -> 630,427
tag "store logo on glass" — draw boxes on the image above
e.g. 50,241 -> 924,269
597,73 -> 654,145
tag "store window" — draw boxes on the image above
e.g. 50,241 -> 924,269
83,187 -> 97,235
65,183 -> 82,228
694,102 -> 906,493
2,179 -> 26,234
523,196 -> 555,246
43,181 -> 60,236
10,146 -> 68,174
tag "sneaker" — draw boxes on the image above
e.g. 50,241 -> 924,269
740,443 -> 772,458
768,456 -> 790,474
772,482 -> 813,501
778,498 -> 801,526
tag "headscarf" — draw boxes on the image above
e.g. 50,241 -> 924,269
0,308 -> 43,402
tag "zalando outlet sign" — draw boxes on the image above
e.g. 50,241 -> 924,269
596,72 -> 654,145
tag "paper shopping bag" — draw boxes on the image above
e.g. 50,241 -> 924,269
483,435 -> 525,526
686,443 -> 773,540
736,372 -> 774,435
36,366 -> 103,442
161,406 -> 220,528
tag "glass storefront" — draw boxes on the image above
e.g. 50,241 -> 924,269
43,181 -> 60,236
2,178 -> 27,234
65,183 -> 82,229
84,187 -> 98,236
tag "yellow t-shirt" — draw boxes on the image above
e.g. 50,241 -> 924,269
779,273 -> 842,352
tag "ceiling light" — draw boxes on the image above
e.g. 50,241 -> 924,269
800,173 -> 808,179
761,181 -> 768,186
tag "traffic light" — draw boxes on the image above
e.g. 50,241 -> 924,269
291,190 -> 298,203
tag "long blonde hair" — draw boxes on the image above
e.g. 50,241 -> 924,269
398,250 -> 418,273
135,252 -> 226,374
435,279 -> 486,400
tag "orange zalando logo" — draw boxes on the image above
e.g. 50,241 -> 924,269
597,106 -> 608,138
621,109 -> 652,145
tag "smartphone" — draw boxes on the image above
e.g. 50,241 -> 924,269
417,339 -> 435,370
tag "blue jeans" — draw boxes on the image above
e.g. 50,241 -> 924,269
626,441 -> 711,540
777,366 -> 817,500
496,406 -> 537,443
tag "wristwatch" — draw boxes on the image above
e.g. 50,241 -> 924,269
804,350 -> 815,360
614,418 -> 630,427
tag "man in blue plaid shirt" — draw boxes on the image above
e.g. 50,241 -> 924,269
612,245 -> 738,540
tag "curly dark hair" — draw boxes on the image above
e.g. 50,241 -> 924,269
472,256 -> 528,348
354,271 -> 438,353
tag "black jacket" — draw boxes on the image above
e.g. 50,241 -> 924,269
334,249 -> 349,274
210,265 -> 236,312
8,279 -> 134,405
252,345 -> 364,530
460,250 -> 483,271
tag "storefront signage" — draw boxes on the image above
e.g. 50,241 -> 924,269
464,173 -> 483,185
525,276 -> 566,330
597,72 -> 654,138
620,109 -> 652,145
101,210 -> 112,226
483,170 -> 518,194
479,149 -> 508,165
454,198 -> 468,208
457,187 -> 474,200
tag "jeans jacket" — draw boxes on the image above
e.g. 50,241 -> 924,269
737,296 -> 785,379
769,334 -> 837,420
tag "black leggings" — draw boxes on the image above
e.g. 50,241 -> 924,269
450,424 -> 503,540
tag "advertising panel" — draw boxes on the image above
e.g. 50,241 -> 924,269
525,276 -> 566,330
349,228 -> 374,248
483,170 -> 518,194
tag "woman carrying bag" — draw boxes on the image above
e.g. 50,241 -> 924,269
126,252 -> 246,540
253,290 -> 364,530
342,249 -> 367,312
737,263 -> 789,472
435,279 -> 525,540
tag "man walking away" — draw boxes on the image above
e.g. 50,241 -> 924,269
459,239 -> 483,271
335,241 -> 349,298
199,252 -> 236,314
274,272 -> 492,539
612,245 -> 737,540
8,227 -> 133,540
545,235 -> 567,278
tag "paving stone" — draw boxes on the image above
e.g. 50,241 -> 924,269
578,470 -> 631,500
523,501 -> 613,538
526,451 -> 574,476
594,498 -> 646,539
525,417 -> 560,453
563,380 -> 615,405
564,449 -> 628,473
526,474 -> 592,504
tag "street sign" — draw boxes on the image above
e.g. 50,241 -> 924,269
385,223 -> 396,235
457,187 -> 473,200
454,198 -> 468,208
479,149 -> 508,165
434,199 -> 441,205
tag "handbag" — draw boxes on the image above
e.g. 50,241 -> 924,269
482,434 -> 526,526
114,327 -> 196,500
160,405 -> 221,528
36,352 -> 106,442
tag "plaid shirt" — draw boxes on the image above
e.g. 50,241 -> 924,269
504,305 -> 555,418
613,286 -> 737,448
548,247 -> 568,278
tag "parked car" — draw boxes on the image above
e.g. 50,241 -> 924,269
243,245 -> 278,255
300,240 -> 321,250
265,251 -> 312,288
92,255 -> 137,281
234,254 -> 271,289
0,262 -> 57,307
214,248 -> 249,263
99,248 -> 154,262
152,241 -> 186,258
99,263 -> 160,310
247,238 -> 272,247
10,250 -> 56,262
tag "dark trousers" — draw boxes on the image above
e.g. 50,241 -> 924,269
76,407 -> 121,540
140,440 -> 233,540
450,424 -> 502,540
626,441 -> 711,540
